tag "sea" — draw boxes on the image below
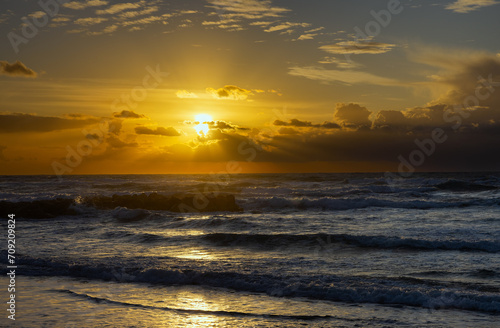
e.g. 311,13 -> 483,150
0,173 -> 499,327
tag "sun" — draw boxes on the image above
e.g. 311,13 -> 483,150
194,114 -> 213,136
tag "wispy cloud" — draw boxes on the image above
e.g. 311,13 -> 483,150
207,0 -> 290,19
264,22 -> 310,33
117,6 -> 159,19
318,57 -> 361,69
445,0 -> 499,13
176,90 -> 199,99
288,66 -> 398,86
75,17 -> 108,26
320,41 -> 396,55
63,0 -> 108,10
96,1 -> 145,15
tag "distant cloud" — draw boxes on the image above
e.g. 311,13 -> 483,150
278,127 -> 298,135
373,110 -> 409,130
208,120 -> 250,130
207,85 -> 253,100
264,22 -> 310,33
320,41 -> 395,55
296,33 -> 317,41
274,119 -> 340,129
75,17 -> 108,25
117,6 -> 159,19
0,113 -> 99,133
207,0 -> 290,19
63,0 -> 108,10
318,57 -> 361,69
0,60 -> 37,78
176,90 -> 199,98
201,19 -> 244,31
120,15 -> 166,27
250,21 -> 273,26
113,110 -> 146,119
96,1 -> 144,15
135,126 -> 181,136
334,103 -> 372,129
445,0 -> 499,13
28,11 -> 47,19
288,66 -> 397,86
106,134 -> 138,148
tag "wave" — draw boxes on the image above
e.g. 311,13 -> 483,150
168,216 -> 257,229
81,193 -> 242,213
90,229 -> 500,252
242,196 -> 498,211
202,233 -> 500,253
0,193 -> 242,218
0,198 -> 78,219
436,179 -> 498,192
5,255 -> 499,314
53,289 -> 333,321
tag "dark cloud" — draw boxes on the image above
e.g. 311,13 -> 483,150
278,127 -> 299,135
334,103 -> 372,129
0,113 -> 99,133
208,120 -> 250,130
320,122 -> 342,129
274,119 -> 340,129
274,118 -> 313,127
207,85 -> 253,100
0,60 -> 37,78
135,126 -> 181,136
210,120 -> 237,129
86,133 -> 102,140
106,134 -> 138,148
264,126 -> 498,170
113,110 -> 146,119
156,129 -> 263,163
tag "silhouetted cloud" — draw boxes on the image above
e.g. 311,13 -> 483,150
106,134 -> 138,148
208,120 -> 250,130
113,110 -> 146,119
207,85 -> 253,100
334,103 -> 372,129
274,119 -> 340,129
135,126 -> 181,136
0,60 -> 37,78
278,127 -> 299,135
0,113 -> 99,133
373,110 -> 409,130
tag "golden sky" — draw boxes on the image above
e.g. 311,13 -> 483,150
1,0 -> 500,175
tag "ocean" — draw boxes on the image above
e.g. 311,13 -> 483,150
0,173 -> 499,327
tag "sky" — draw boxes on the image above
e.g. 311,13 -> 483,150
0,0 -> 500,175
